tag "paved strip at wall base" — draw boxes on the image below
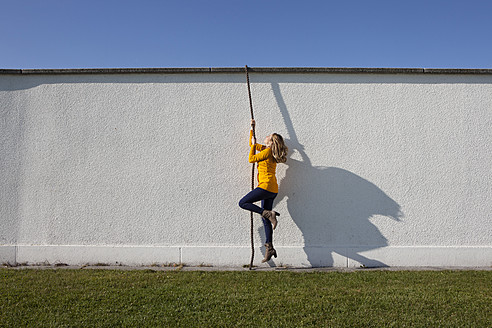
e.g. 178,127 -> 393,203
1,246 -> 490,268
0,246 -> 16,265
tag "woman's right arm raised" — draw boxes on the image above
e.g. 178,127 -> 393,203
249,119 -> 256,146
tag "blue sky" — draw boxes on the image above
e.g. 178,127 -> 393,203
1,0 -> 491,69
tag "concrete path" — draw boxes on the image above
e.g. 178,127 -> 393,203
3,264 -> 492,272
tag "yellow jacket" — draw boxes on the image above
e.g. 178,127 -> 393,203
248,130 -> 278,193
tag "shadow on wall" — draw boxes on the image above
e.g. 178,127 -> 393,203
2,73 -> 492,92
262,83 -> 403,267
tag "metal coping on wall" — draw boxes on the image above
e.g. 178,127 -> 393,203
1,67 -> 492,75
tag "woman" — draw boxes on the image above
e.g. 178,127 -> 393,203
238,119 -> 288,262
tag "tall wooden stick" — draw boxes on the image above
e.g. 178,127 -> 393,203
245,65 -> 255,270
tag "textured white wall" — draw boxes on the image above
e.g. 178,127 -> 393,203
1,71 -> 491,267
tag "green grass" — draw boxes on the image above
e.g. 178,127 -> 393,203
1,269 -> 491,327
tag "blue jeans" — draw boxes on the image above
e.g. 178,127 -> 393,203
238,187 -> 277,243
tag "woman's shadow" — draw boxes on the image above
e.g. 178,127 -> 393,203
260,83 -> 403,267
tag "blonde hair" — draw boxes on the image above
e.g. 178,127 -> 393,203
271,133 -> 288,163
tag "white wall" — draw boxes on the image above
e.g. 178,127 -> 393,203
1,70 -> 491,267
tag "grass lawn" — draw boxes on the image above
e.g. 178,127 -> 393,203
1,269 -> 491,327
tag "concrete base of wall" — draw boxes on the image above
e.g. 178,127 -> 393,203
1,245 -> 491,268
